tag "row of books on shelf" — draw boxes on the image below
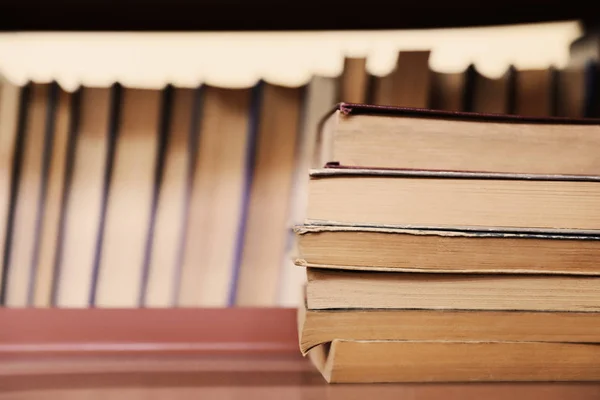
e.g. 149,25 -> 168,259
344,50 -> 599,118
296,103 -> 600,383
0,82 -> 309,308
0,49 -> 597,308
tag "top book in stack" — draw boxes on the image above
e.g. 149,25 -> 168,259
309,103 -> 600,233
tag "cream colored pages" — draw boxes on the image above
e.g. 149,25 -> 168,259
327,111 -> 600,174
5,84 -> 47,307
299,308 -> 600,355
178,87 -> 251,307
55,88 -> 110,307
295,225 -> 600,275
307,268 -> 600,311
144,88 -> 193,307
307,173 -> 600,232
317,340 -> 600,383
95,88 -> 160,307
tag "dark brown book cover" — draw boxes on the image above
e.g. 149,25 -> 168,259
324,102 -> 600,126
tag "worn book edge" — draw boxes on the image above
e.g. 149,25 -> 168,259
308,339 -> 600,383
309,165 -> 600,181
294,259 -> 600,276
302,220 -> 600,236
323,102 -> 600,126
293,224 -> 600,239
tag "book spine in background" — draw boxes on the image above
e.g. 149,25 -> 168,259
339,58 -> 368,104
28,83 -> 59,305
94,87 -> 162,307
5,84 -> 49,307
228,82 -> 263,307
549,66 -> 559,116
429,70 -> 467,112
176,86 -> 252,307
53,87 -> 111,308
32,83 -> 73,307
462,64 -> 476,112
0,81 -> 25,306
89,84 -> 122,307
171,85 -> 204,306
234,83 -> 303,306
143,87 -> 195,307
505,65 -> 517,114
50,88 -> 81,306
138,85 -> 174,306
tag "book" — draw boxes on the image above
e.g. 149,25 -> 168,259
295,225 -> 600,275
32,85 -> 72,307
235,83 -> 303,306
54,87 -> 113,307
465,65 -> 513,114
305,268 -> 600,311
339,57 -> 368,104
94,87 -> 161,307
297,302 -> 600,355
177,86 -> 253,307
556,65 -> 586,117
315,103 -> 600,174
5,83 -> 49,307
429,70 -> 467,111
306,167 -> 600,233
370,51 -> 431,108
144,87 -> 194,307
513,68 -> 555,116
0,78 -> 22,303
308,339 -> 600,383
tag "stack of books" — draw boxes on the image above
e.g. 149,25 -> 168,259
295,103 -> 600,383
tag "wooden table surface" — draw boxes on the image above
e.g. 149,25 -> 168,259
1,354 -> 599,400
1,309 -> 599,398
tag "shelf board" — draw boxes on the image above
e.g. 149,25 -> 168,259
0,307 -> 299,357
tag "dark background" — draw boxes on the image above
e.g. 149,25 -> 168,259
0,0 -> 596,31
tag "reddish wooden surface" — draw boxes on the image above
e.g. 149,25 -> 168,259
1,355 -> 600,399
0,308 -> 299,357
0,308 -> 599,397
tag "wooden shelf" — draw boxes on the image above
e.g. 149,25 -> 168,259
0,1 -> 593,31
2,352 -> 600,399
2,307 -> 600,397
0,308 -> 298,357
